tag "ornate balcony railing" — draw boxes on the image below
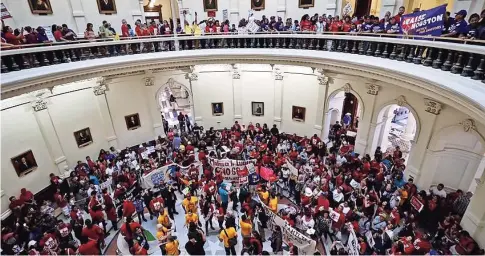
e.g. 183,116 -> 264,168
1,32 -> 484,83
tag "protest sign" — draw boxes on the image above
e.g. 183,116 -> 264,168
365,231 -> 375,248
259,201 -> 316,255
1,3 -> 11,19
329,209 -> 341,222
401,4 -> 446,36
286,159 -> 299,176
350,179 -> 361,188
141,163 -> 198,189
347,227 -> 360,255
410,196 -> 424,212
208,157 -> 255,184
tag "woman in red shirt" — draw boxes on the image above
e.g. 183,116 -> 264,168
300,14 -> 313,31
78,238 -> 100,255
342,16 -> 352,32
81,219 -> 105,248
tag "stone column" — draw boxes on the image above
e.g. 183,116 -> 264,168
461,170 -> 485,248
408,98 -> 442,186
31,96 -> 68,175
93,80 -> 119,148
69,0 -> 86,35
185,69 -> 201,126
314,71 -> 329,138
232,65 -> 243,121
170,0 -> 179,50
273,67 -> 284,128
355,84 -> 379,155
143,75 -> 164,137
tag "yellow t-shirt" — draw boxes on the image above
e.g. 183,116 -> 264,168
185,213 -> 198,225
158,212 -> 170,227
219,227 -> 237,248
259,191 -> 269,204
240,220 -> 252,237
165,240 -> 179,255
193,25 -> 201,36
156,227 -> 168,242
269,197 -> 278,213
182,197 -> 198,213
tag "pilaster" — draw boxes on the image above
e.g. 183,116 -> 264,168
232,65 -> 242,121
273,67 -> 284,128
314,70 -> 329,137
69,0 -> 86,35
31,96 -> 68,175
93,79 -> 119,148
355,83 -> 379,155
185,68 -> 201,126
277,0 -> 287,19
143,73 -> 164,137
461,170 -> 485,248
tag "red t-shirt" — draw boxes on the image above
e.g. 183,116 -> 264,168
121,24 -> 129,37
106,207 -> 117,221
78,240 -> 100,255
123,200 -> 136,217
330,21 -> 342,32
81,225 -> 103,240
121,222 -> 141,238
89,209 -> 104,222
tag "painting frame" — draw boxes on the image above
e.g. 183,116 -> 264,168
97,0 -> 117,14
292,106 -> 306,122
11,150 -> 38,177
211,102 -> 224,116
203,0 -> 218,12
251,0 -> 265,10
74,127 -> 93,148
125,113 -> 141,130
251,102 -> 264,116
28,0 -> 53,14
298,0 -> 315,8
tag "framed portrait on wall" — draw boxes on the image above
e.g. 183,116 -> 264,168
251,102 -> 264,116
298,0 -> 315,8
97,0 -> 117,14
203,0 -> 217,11
292,106 -> 306,122
251,0 -> 265,10
212,102 -> 224,116
74,128 -> 93,148
125,113 -> 141,130
28,0 -> 53,14
11,150 -> 38,177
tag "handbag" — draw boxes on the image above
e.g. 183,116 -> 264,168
223,228 -> 238,247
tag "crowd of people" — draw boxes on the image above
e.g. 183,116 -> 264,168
2,115 -> 484,255
2,6 -> 485,49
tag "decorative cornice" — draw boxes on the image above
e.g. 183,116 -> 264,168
32,99 -> 48,112
317,75 -> 329,86
144,77 -> 155,86
185,72 -> 198,81
366,84 -> 379,95
460,119 -> 476,132
274,68 -> 283,80
424,98 -> 442,115
105,70 -> 144,79
93,85 -> 108,96
343,83 -> 351,93
396,95 -> 407,106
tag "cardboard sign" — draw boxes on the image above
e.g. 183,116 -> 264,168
329,209 -> 341,222
347,227 -> 360,255
208,157 -> 255,184
365,231 -> 375,248
350,179 -> 361,188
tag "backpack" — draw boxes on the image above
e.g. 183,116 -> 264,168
224,229 -> 237,247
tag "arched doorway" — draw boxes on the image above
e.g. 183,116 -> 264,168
324,90 -> 362,146
371,104 -> 417,163
156,78 -> 194,127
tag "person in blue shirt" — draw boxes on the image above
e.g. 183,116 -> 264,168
385,17 -> 401,34
462,13 -> 480,39
172,133 -> 182,150
372,16 -> 384,33
89,174 -> 100,185
36,26 -> 51,43
442,10 -> 468,37
360,15 -> 374,32
393,174 -> 406,189
218,184 -> 229,212
275,17 -> 284,31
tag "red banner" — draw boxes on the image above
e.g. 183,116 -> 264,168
410,196 -> 424,212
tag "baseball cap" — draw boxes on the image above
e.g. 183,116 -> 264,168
455,10 -> 467,17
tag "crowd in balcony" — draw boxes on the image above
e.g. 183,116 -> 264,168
1,6 -> 485,49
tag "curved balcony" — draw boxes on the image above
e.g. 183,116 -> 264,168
2,33 -> 484,80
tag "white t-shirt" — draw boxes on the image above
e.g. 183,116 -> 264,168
336,155 -> 347,165
431,187 -> 447,198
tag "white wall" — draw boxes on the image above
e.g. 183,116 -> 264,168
240,69 -> 275,126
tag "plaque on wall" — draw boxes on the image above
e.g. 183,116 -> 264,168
212,102 -> 224,116
292,106 -> 306,122
11,150 -> 38,177
74,128 -> 93,148
252,102 -> 264,116
125,113 -> 141,130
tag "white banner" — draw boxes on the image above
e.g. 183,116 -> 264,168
347,227 -> 359,255
208,157 -> 256,184
286,159 -> 299,176
140,163 -> 199,189
365,231 -> 375,248
260,201 -> 316,255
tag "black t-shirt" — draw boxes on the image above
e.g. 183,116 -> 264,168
270,127 -> 279,136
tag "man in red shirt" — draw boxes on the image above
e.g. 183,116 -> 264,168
19,188 -> 34,204
149,194 -> 165,217
3,26 -> 23,45
78,238 -> 100,255
394,6 -> 406,23
123,198 -> 136,217
121,19 -> 129,37
121,217 -> 142,248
